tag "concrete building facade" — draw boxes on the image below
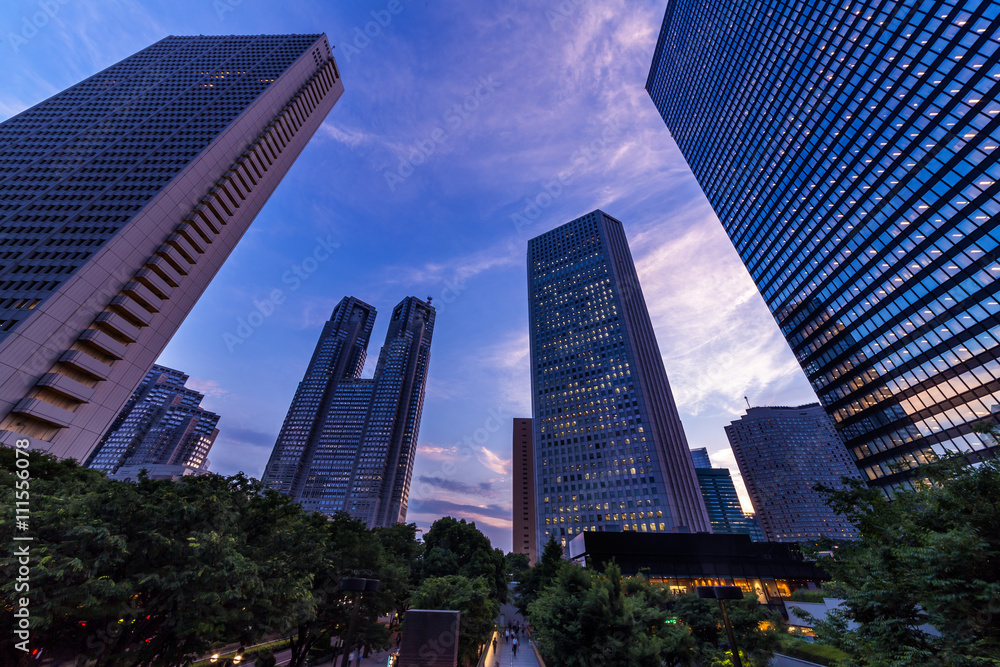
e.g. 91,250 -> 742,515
513,417 -> 537,564
0,35 -> 343,461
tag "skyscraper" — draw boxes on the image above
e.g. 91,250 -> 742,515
646,1 -> 1000,492
689,447 -> 712,469
528,210 -> 711,549
86,364 -> 219,476
689,449 -> 749,537
725,404 -> 861,542
262,296 -> 434,528
513,417 -> 537,564
0,35 -> 343,461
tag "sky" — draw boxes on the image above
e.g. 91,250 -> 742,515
0,0 -> 819,550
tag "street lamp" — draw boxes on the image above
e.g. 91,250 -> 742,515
697,585 -> 745,667
339,577 -> 380,667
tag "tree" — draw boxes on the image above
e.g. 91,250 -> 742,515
0,450 -> 401,667
671,591 -> 782,667
0,449 -> 322,666
528,562 -> 695,667
283,513 -> 394,667
374,522 -> 422,623
505,552 -> 531,583
513,537 -> 566,616
420,517 -> 507,603
809,450 -> 1000,665
408,575 -> 499,667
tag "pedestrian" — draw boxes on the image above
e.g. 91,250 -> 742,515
505,628 -> 510,643
492,636 -> 497,653
512,636 -> 519,657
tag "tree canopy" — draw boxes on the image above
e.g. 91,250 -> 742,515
810,450 -> 1000,666
0,450 -> 398,667
420,516 -> 507,604
527,561 -> 697,667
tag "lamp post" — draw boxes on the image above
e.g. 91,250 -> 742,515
339,577 -> 380,667
697,585 -> 744,667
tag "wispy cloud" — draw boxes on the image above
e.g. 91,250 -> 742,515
416,476 -> 501,498
476,446 -> 511,476
408,499 -> 512,528
633,210 -> 807,417
186,377 -> 230,400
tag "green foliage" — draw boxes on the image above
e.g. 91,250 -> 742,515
420,516 -> 507,604
778,636 -> 848,667
408,575 -> 499,667
0,449 -> 401,667
788,589 -> 826,603
513,537 -> 565,615
672,591 -> 783,667
505,552 -> 531,582
373,522 -> 422,620
527,562 -> 696,667
810,454 -> 1000,665
254,649 -> 277,667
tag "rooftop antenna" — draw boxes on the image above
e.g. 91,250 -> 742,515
744,396 -> 751,410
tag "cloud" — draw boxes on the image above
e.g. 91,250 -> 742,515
476,446 -> 511,475
407,499 -> 512,526
415,443 -> 462,461
381,240 -> 521,289
633,212 -> 807,417
204,425 -> 276,478
220,426 -> 275,449
416,476 -> 501,498
186,377 -> 229,400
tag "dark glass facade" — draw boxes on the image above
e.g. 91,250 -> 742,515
725,404 -> 861,542
0,35 -> 343,461
528,210 -> 711,550
262,296 -> 434,528
691,447 -> 764,540
86,364 -> 219,474
647,0 -> 1000,491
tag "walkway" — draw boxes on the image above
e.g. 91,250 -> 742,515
493,634 -> 542,667
491,604 -> 542,667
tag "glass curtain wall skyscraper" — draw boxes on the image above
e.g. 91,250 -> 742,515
528,210 -> 711,549
725,404 -> 861,542
86,364 -> 219,475
262,296 -> 434,528
0,35 -> 343,461
647,1 -> 1000,492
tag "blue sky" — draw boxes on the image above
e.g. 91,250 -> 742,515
0,0 -> 818,550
